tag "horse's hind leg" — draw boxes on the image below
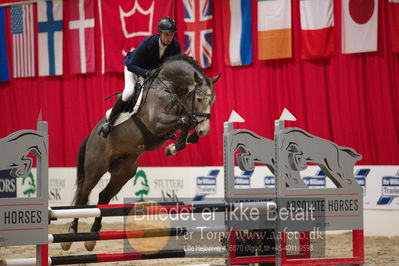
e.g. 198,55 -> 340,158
84,156 -> 139,251
61,165 -> 107,251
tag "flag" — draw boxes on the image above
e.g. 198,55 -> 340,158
258,0 -> 292,60
221,0 -> 252,66
99,0 -> 175,73
388,0 -> 399,53
65,0 -> 95,74
0,8 -> 10,82
300,0 -> 335,59
38,0 -> 63,76
342,0 -> 378,54
10,4 -> 35,78
183,0 -> 213,68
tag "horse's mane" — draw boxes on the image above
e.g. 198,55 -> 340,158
163,54 -> 210,85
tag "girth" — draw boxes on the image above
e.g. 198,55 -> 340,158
131,114 -> 170,151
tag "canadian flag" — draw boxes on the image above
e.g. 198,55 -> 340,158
342,0 -> 378,54
300,0 -> 335,59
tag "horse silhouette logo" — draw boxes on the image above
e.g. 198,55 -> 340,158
229,128 -> 362,188
228,129 -> 307,188
280,128 -> 362,188
0,131 -> 47,179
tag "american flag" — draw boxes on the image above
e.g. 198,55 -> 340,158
183,0 -> 213,68
11,5 -> 35,78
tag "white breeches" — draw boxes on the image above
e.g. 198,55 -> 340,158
122,66 -> 138,102
106,67 -> 137,119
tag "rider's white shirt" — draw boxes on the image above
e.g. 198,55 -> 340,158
159,39 -> 167,59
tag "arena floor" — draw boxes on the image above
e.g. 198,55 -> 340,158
1,222 -> 398,265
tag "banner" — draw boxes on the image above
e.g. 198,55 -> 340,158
221,0 -> 252,66
342,0 -> 378,54
258,0 -> 292,60
0,8 -> 10,82
65,0 -> 95,74
99,0 -> 175,73
10,4 -> 35,78
388,0 -> 399,53
38,0 -> 63,76
183,0 -> 213,68
300,0 -> 335,59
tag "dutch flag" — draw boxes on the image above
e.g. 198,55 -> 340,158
222,0 -> 252,66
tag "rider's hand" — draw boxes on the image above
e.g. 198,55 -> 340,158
144,69 -> 153,79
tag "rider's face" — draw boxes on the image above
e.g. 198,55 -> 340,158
159,32 -> 175,46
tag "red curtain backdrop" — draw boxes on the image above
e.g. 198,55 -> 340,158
0,0 -> 398,167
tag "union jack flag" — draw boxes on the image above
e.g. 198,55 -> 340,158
183,0 -> 213,68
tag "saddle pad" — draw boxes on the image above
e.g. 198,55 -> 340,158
106,89 -> 144,127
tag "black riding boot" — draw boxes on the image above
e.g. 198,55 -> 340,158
98,95 -> 126,138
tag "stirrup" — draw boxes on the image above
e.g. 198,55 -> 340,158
98,122 -> 111,138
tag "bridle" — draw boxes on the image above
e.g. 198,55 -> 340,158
189,85 -> 212,125
146,69 -> 213,126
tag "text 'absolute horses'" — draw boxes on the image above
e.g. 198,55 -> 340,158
62,55 -> 221,251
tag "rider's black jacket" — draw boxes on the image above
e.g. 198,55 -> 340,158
123,35 -> 181,77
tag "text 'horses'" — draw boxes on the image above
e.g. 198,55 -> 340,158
62,55 -> 220,251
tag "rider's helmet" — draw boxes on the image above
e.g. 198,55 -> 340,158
158,17 -> 177,34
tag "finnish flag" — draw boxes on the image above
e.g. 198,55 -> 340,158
38,0 -> 63,76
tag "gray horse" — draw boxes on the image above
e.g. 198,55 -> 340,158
62,55 -> 220,251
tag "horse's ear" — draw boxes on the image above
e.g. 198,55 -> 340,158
211,73 -> 222,84
194,72 -> 203,86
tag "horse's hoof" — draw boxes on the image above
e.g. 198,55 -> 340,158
165,148 -> 173,157
61,242 -> 72,251
85,240 -> 96,251
164,144 -> 177,157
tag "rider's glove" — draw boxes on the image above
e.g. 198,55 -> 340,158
144,68 -> 156,79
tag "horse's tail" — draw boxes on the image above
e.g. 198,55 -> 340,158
73,135 -> 89,205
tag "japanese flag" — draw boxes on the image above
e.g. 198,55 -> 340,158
342,0 -> 378,54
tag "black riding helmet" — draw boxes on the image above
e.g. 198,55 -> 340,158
158,17 -> 177,34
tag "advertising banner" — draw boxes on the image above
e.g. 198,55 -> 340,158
14,166 -> 399,210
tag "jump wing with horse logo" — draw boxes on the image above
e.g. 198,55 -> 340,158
0,131 -> 47,179
280,128 -> 362,188
229,129 -> 307,188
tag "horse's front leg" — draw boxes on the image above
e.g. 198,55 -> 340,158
165,115 -> 196,157
187,131 -> 199,144
175,129 -> 189,151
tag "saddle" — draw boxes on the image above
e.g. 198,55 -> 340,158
109,82 -> 144,128
124,82 -> 143,113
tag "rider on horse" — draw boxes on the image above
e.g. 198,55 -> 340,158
99,17 -> 181,138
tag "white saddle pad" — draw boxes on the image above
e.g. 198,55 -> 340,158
105,89 -> 144,127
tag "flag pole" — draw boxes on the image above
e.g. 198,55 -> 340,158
0,0 -> 37,8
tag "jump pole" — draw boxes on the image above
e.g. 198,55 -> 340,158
2,247 -> 226,266
49,201 -> 276,219
48,226 -> 226,243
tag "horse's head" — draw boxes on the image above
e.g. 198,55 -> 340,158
158,54 -> 221,137
191,71 -> 221,136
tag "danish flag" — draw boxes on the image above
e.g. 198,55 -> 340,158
183,0 -> 213,68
